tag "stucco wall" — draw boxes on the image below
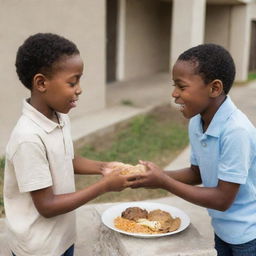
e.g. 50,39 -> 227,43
249,1 -> 256,19
170,0 -> 206,69
229,3 -> 251,81
205,3 -> 256,81
124,0 -> 171,80
0,0 -> 105,152
205,5 -> 231,49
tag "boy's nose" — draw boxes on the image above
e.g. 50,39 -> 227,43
76,84 -> 82,95
171,87 -> 179,98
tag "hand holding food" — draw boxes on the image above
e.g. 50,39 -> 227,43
102,170 -> 135,192
130,161 -> 168,189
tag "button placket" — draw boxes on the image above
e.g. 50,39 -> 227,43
201,141 -> 207,147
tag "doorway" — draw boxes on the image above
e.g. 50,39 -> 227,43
249,20 -> 256,72
106,0 -> 118,82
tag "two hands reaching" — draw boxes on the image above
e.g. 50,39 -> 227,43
101,161 -> 168,192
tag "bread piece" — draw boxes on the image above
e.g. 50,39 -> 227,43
113,163 -> 146,175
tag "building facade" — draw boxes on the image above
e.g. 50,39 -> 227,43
0,0 -> 256,153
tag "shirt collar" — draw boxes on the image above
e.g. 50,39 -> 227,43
194,96 -> 237,138
22,99 -> 65,133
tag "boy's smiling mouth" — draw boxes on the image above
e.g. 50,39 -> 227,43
174,101 -> 185,112
178,103 -> 185,112
70,99 -> 78,108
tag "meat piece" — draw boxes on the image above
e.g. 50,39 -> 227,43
121,207 -> 148,221
148,209 -> 180,232
165,217 -> 181,232
148,209 -> 173,223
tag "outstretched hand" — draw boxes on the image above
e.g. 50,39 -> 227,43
100,160 -> 168,191
101,161 -> 123,176
102,170 -> 140,192
129,160 -> 168,189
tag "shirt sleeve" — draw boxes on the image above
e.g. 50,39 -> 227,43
12,141 -> 53,192
218,127 -> 252,184
190,146 -> 198,166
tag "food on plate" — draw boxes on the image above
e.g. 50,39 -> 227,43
148,209 -> 181,233
121,207 -> 148,221
114,207 -> 181,234
137,218 -> 161,231
112,163 -> 147,175
114,216 -> 152,234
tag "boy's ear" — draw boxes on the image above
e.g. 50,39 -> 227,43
209,79 -> 223,98
33,74 -> 47,93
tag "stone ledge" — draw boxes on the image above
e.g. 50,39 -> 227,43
76,196 -> 217,256
0,196 -> 217,256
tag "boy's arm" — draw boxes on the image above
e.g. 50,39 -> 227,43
159,176 -> 239,211
132,161 -> 239,211
31,172 -> 138,218
72,156 -> 106,175
164,165 -> 202,185
72,156 -> 120,175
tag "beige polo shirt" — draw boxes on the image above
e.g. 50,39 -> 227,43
4,99 -> 76,256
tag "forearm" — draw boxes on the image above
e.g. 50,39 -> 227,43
73,156 -> 107,175
34,180 -> 108,218
32,170 -> 135,218
161,177 -> 236,211
164,166 -> 202,185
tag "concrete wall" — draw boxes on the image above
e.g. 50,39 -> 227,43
250,1 -> 256,18
205,2 -> 256,81
171,0 -> 206,68
205,5 -> 231,49
0,0 -> 106,122
0,0 -> 106,154
229,3 -> 251,81
123,0 -> 171,80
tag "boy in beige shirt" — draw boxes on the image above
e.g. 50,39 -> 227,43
4,33 -> 137,256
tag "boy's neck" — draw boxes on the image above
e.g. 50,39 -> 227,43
28,97 -> 58,123
201,95 -> 227,133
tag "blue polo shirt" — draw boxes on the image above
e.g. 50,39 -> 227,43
189,96 -> 256,244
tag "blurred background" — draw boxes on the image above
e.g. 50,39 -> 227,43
0,0 -> 256,155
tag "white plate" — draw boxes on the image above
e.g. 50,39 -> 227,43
101,202 -> 190,238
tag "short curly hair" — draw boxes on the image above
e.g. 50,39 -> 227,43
177,43 -> 236,94
15,33 -> 80,90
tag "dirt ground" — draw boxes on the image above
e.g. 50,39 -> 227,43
75,104 -> 188,204
76,104 -> 187,154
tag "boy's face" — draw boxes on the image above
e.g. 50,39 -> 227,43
42,54 -> 84,115
172,60 -> 212,119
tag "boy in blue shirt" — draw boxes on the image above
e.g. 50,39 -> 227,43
132,44 -> 256,255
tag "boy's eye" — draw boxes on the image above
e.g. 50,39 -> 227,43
172,83 -> 186,90
69,81 -> 77,87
